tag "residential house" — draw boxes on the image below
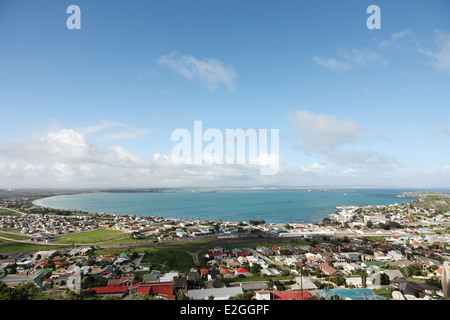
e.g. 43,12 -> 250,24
207,270 -> 220,281
261,268 -> 280,276
226,258 -> 241,268
290,276 -> 318,291
342,252 -> 360,262
255,290 -> 311,300
203,279 -> 230,289
384,269 -> 404,282
143,271 -> 160,283
174,278 -> 188,292
318,253 -> 337,264
134,282 -> 176,300
342,262 -> 363,274
236,251 -> 250,257
319,262 -> 339,276
205,252 -> 228,260
0,268 -> 51,290
235,267 -> 249,276
240,282 -> 268,292
345,276 -> 364,288
86,285 -> 129,297
392,278 -> 424,297
387,250 -> 405,261
160,272 -> 179,282
219,269 -> 234,278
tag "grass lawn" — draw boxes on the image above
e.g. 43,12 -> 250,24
0,240 -> 65,255
95,246 -> 199,273
0,209 -> 21,216
56,229 -> 133,245
372,288 -> 393,299
0,231 -> 30,241
140,248 -> 195,273
0,228 -> 21,233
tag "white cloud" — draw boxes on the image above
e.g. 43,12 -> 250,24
77,120 -> 152,142
299,162 -> 328,173
309,162 -> 327,170
376,29 -> 450,75
313,47 -> 385,71
288,110 -> 396,169
426,165 -> 450,175
376,29 -> 417,50
339,168 -> 358,177
76,120 -> 124,135
312,57 -> 351,71
158,52 -> 237,91
326,149 -> 396,168
0,126 -> 287,188
288,110 -> 366,153
95,128 -> 152,142
420,30 -> 450,74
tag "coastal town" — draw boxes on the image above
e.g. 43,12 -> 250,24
1,191 -> 449,301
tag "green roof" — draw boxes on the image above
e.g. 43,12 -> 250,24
40,268 -> 52,275
143,273 -> 159,282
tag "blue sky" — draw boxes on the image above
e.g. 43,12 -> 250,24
1,0 -> 450,188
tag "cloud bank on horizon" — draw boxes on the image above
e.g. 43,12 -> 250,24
0,1 -> 450,189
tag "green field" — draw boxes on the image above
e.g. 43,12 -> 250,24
95,247 -> 198,273
0,231 -> 30,241
56,229 -> 133,245
0,240 -> 65,255
140,248 -> 195,272
0,209 -> 20,216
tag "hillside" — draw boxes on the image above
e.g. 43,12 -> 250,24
409,193 -> 450,213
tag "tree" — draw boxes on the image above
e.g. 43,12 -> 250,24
229,293 -> 252,300
250,263 -> 262,275
372,272 -> 390,286
0,282 -> 13,300
176,292 -> 193,300
281,270 -> 290,277
354,269 -> 368,288
249,220 -> 265,226
403,263 -> 423,277
8,282 -> 49,300
425,277 -> 441,289
331,274 -> 345,286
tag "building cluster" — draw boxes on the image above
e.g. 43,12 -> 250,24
1,196 -> 450,300
280,203 -> 450,244
1,235 -> 450,300
1,197 -> 450,246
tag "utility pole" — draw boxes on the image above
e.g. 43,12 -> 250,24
300,270 -> 303,299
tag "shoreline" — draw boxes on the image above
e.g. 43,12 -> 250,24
28,188 -> 428,226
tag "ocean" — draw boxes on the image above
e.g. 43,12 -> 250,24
34,188 -> 423,224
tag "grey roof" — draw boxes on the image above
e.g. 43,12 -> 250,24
204,279 -> 230,289
240,282 -> 268,291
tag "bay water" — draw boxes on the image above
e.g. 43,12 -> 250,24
34,188 -> 422,224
